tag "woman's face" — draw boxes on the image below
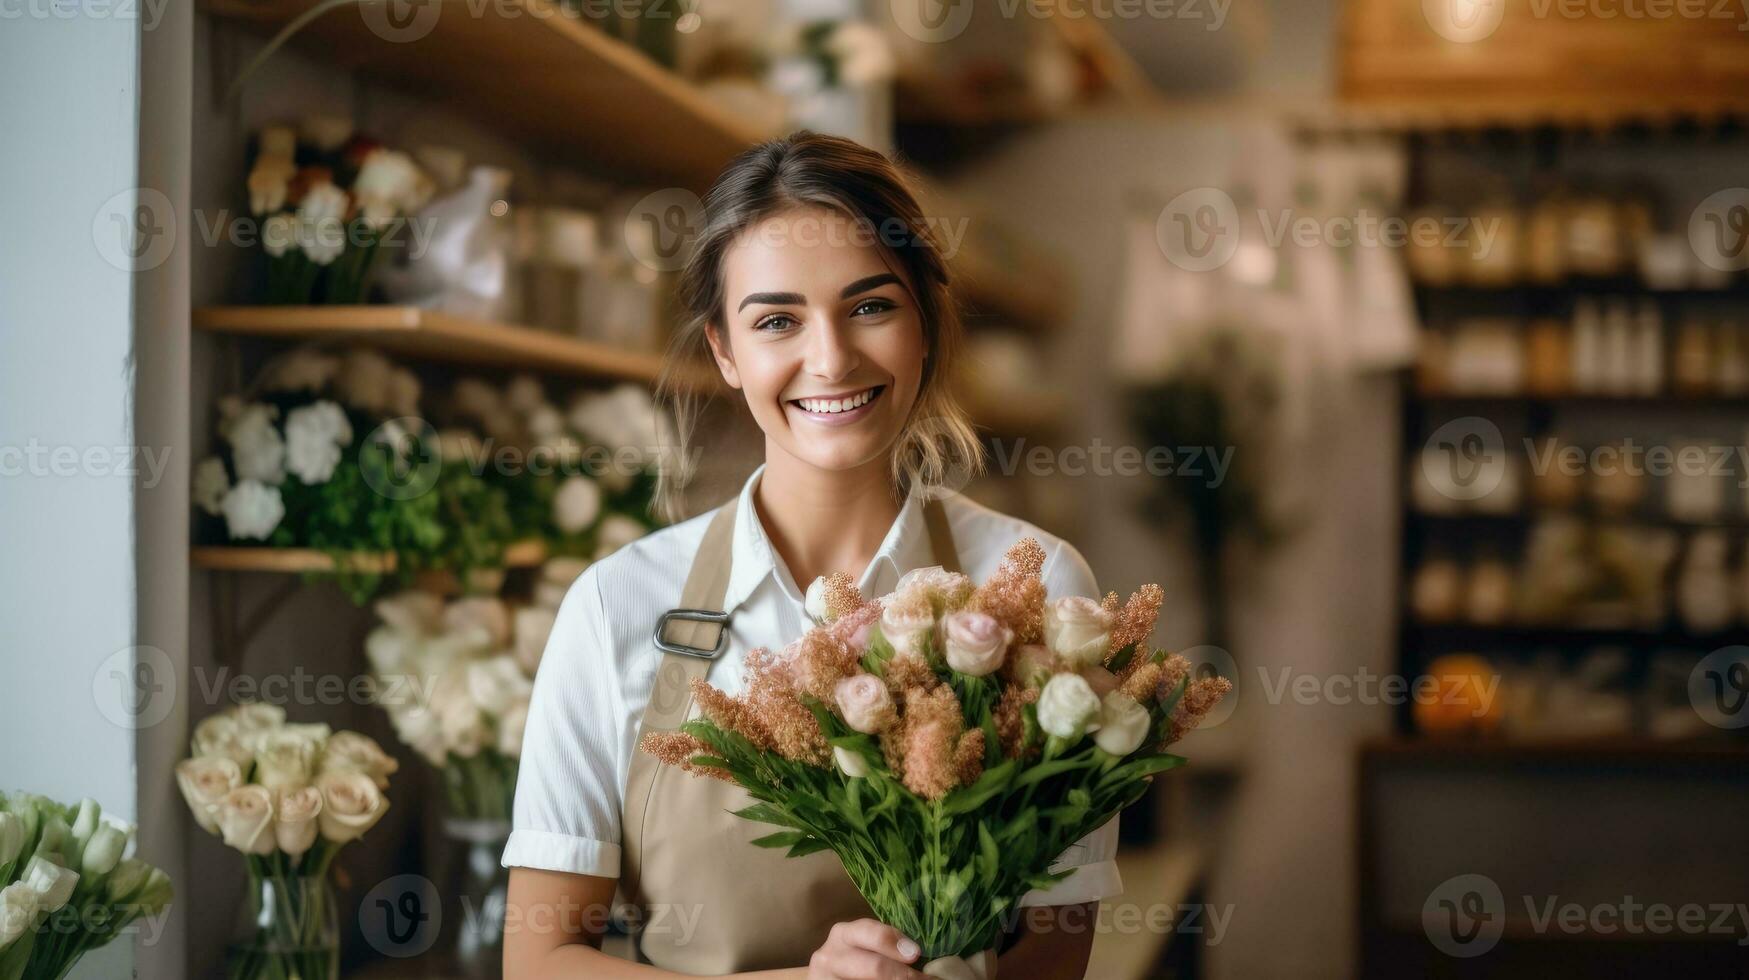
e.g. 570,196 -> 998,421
707,205 -> 927,474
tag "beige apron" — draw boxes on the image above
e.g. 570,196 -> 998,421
617,495 -> 961,974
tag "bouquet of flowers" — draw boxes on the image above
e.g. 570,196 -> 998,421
364,589 -> 559,821
0,793 -> 172,980
175,704 -> 395,980
246,118 -> 435,304
643,539 -> 1230,977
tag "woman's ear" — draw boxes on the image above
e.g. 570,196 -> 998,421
703,321 -> 741,389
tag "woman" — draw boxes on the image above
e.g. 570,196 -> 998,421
504,132 -> 1119,979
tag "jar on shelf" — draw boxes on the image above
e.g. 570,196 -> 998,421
1632,302 -> 1665,395
527,208 -> 599,335
1714,320 -> 1748,395
1411,556 -> 1466,622
1672,317 -> 1714,396
1523,192 -> 1568,284
1569,299 -> 1604,393
1564,194 -> 1623,278
1465,201 -> 1521,286
1667,441 -> 1728,524
1676,530 -> 1736,633
1405,205 -> 1459,286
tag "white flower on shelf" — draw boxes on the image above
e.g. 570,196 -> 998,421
553,475 -> 602,534
353,148 -> 434,231
284,400 -> 353,485
192,457 -> 230,516
261,213 -> 297,259
443,596 -> 512,649
466,655 -> 534,718
222,402 -> 285,484
220,479 -> 285,540
295,182 -> 350,266
247,155 -> 295,215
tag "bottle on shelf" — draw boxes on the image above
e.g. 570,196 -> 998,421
1570,298 -> 1604,393
1632,301 -> 1664,396
1671,316 -> 1714,397
1601,299 -> 1634,395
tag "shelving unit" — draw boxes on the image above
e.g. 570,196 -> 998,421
192,538 -> 549,574
200,0 -> 767,190
193,305 -> 716,386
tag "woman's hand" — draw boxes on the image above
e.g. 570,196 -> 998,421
806,919 -> 927,979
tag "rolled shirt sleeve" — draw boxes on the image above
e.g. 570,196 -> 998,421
502,564 -> 625,878
1021,538 -> 1127,906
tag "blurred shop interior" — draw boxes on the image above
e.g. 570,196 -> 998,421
6,0 -> 1749,978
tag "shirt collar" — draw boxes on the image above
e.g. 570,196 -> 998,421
720,462 -> 933,614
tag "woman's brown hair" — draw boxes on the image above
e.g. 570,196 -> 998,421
652,131 -> 984,522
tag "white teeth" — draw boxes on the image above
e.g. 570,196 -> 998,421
797,387 -> 877,414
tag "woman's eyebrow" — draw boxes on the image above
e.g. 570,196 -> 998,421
737,290 -> 806,311
840,273 -> 900,298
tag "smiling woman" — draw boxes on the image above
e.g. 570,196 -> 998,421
504,132 -> 1116,980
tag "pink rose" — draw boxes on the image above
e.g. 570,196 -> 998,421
834,674 -> 897,734
942,611 -> 1012,677
880,602 -> 935,658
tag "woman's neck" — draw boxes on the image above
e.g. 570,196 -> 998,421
753,443 -> 901,590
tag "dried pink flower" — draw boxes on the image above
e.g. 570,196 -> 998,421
1110,584 -> 1165,654
1163,675 -> 1233,747
970,539 -> 1048,644
639,731 -> 735,783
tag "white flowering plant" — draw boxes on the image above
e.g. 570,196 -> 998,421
246,119 -> 434,304
193,347 -> 521,602
176,704 -> 395,980
642,541 -> 1230,976
0,794 -> 172,980
363,583 -> 570,821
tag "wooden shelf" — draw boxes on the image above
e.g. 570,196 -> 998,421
194,305 -> 692,384
192,538 -> 548,574
1362,734 -> 1748,764
200,0 -> 766,189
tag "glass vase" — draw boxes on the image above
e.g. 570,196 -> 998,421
444,818 -> 511,979
226,867 -> 339,980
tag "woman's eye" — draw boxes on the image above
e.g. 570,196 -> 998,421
754,313 -> 798,332
852,298 -> 896,318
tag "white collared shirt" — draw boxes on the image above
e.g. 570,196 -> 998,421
504,463 -> 1123,907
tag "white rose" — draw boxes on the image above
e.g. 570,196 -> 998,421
444,597 -> 511,648
247,155 -> 294,215
262,348 -> 339,393
318,731 -> 400,789
221,480 -> 285,540
552,475 -> 602,534
467,655 -> 534,717
192,457 -> 230,516
252,729 -> 320,793
833,745 -> 870,778
879,601 -> 935,659
389,705 -> 447,766
175,756 -> 243,834
375,590 -> 444,636
497,701 -> 530,759
191,713 -> 253,766
296,182 -> 350,266
262,213 -> 297,258
1037,672 -> 1102,740
222,403 -> 284,484
1043,596 -> 1114,668
942,610 -> 1012,677
274,786 -> 323,859
1094,691 -> 1150,756
512,605 -> 556,675
284,400 -> 353,485
215,785 -> 277,855
593,515 -> 644,559
232,702 -> 287,731
314,770 -> 389,844
804,576 -> 831,624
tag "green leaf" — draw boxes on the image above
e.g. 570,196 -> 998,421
940,759 -> 1017,816
749,830 -> 811,849
786,837 -> 833,859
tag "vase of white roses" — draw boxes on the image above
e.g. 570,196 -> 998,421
176,704 -> 396,980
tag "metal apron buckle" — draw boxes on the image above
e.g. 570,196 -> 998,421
652,608 -> 731,658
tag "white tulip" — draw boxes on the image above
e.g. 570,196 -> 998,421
274,787 -> 323,859
1037,673 -> 1102,740
216,786 -> 277,856
105,858 -> 151,904
0,814 -> 21,866
1094,691 -> 1151,756
552,475 -> 602,534
220,480 -> 284,541
81,818 -> 132,878
314,770 -> 389,844
833,745 -> 870,779
0,881 -> 40,947
176,757 -> 243,835
22,856 -> 78,913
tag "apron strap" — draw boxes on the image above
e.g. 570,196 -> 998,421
618,493 -> 960,910
619,499 -> 737,912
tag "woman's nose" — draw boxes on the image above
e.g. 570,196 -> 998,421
803,316 -> 860,380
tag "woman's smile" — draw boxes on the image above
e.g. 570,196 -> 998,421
786,384 -> 887,426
